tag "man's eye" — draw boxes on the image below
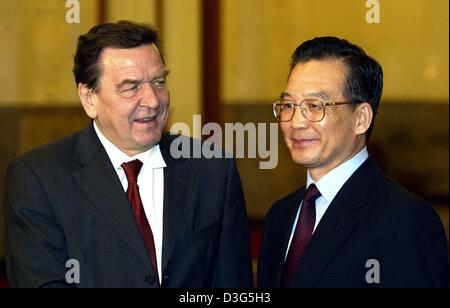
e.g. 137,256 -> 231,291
123,84 -> 140,92
152,78 -> 166,87
307,102 -> 321,110
128,84 -> 141,91
120,84 -> 141,97
282,102 -> 294,109
121,84 -> 141,96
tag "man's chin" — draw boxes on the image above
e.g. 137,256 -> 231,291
138,133 -> 163,149
142,142 -> 158,148
290,152 -> 315,166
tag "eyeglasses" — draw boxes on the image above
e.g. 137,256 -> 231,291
272,98 -> 356,122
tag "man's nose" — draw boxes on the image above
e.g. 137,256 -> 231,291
138,83 -> 160,108
290,106 -> 309,129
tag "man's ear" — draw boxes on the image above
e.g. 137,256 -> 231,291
78,83 -> 98,119
355,102 -> 373,136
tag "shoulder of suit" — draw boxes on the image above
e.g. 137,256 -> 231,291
367,173 -> 447,244
368,172 -> 435,218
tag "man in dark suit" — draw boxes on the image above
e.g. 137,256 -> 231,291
4,21 -> 253,288
258,37 -> 448,288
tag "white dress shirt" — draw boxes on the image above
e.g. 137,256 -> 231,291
285,147 -> 369,260
94,122 -> 166,281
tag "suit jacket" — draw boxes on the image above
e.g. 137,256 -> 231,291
258,158 -> 448,288
4,124 -> 253,288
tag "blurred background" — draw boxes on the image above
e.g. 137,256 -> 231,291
0,0 -> 448,287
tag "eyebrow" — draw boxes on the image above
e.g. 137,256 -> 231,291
306,91 -> 330,100
280,92 -> 293,99
116,69 -> 170,89
280,91 -> 330,100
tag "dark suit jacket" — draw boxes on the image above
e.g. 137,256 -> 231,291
258,158 -> 448,288
4,124 -> 253,288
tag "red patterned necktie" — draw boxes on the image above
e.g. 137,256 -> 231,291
122,159 -> 159,284
282,184 -> 321,287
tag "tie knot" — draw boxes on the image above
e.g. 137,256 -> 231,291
304,184 -> 321,204
121,159 -> 143,184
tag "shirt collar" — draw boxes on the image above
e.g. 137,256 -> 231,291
306,147 -> 369,203
93,121 -> 166,171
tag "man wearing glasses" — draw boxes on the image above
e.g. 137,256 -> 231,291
258,37 -> 448,288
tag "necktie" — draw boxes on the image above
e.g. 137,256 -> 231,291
282,184 -> 321,287
122,159 -> 159,284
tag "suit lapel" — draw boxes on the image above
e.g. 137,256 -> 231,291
159,134 -> 196,273
72,124 -> 153,270
291,158 -> 380,287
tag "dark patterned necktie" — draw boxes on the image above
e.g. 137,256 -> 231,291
122,159 -> 159,284
282,184 -> 321,287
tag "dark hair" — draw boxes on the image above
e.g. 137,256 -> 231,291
290,36 -> 383,140
73,20 -> 164,91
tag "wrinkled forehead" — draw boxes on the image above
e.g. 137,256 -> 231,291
98,44 -> 165,80
289,59 -> 347,83
286,59 -> 348,98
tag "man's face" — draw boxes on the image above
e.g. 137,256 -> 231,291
280,59 -> 365,181
83,44 -> 169,156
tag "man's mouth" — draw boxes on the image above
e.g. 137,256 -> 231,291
134,115 -> 158,123
291,138 -> 317,148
